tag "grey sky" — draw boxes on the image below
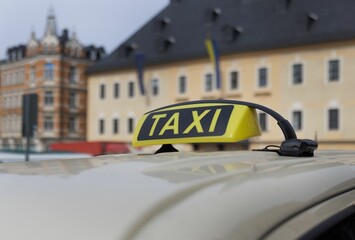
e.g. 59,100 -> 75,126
0,0 -> 169,58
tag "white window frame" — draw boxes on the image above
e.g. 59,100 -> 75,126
292,110 -> 303,131
99,118 -> 105,135
128,81 -> 135,98
68,115 -> 77,133
291,62 -> 304,86
44,62 -> 54,81
30,66 -> 36,83
327,108 -> 340,131
257,66 -> 268,88
258,112 -> 268,132
177,75 -> 188,95
325,100 -> 341,132
151,78 -> 160,97
44,116 -> 54,131
112,117 -> 119,135
228,69 -> 240,91
325,56 -> 343,84
44,91 -> 54,106
69,91 -> 77,109
99,83 -> 106,99
127,117 -> 135,134
69,65 -> 77,84
204,72 -> 214,92
113,82 -> 120,99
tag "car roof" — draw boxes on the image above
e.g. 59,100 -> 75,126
0,150 -> 354,240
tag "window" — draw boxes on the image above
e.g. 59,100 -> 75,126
8,96 -> 12,109
76,48 -> 81,58
44,91 -> 54,106
292,110 -> 302,131
314,211 -> 355,239
69,92 -> 77,108
30,66 -> 36,83
230,71 -> 239,90
100,84 -> 105,99
69,66 -> 77,83
11,51 -> 16,61
90,51 -> 97,61
205,8 -> 221,23
259,112 -> 267,132
19,69 -> 24,83
68,116 -> 76,132
328,108 -> 339,130
128,81 -> 135,98
114,83 -> 120,98
2,73 -> 6,86
3,97 -> 7,109
99,119 -> 105,134
178,76 -> 187,94
113,118 -> 119,134
44,116 -> 53,131
223,25 -> 242,43
292,63 -> 303,84
151,79 -> 159,96
128,117 -> 134,134
9,72 -> 13,85
328,59 -> 339,82
44,63 -> 54,80
14,71 -> 18,84
258,67 -> 268,88
205,73 -> 213,92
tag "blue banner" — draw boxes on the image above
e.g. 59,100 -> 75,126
135,53 -> 145,95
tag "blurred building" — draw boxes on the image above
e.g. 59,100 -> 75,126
87,0 -> 355,150
0,11 -> 105,151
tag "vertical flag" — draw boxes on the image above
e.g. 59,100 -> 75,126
205,38 -> 221,89
135,53 -> 145,95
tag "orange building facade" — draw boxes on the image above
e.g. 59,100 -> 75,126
0,12 -> 105,151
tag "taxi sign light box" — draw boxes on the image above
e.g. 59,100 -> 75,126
132,103 -> 261,147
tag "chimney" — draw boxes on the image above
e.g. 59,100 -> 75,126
171,0 -> 182,4
62,29 -> 69,39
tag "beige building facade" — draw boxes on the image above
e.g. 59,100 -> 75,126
87,0 -> 355,150
88,39 -> 355,150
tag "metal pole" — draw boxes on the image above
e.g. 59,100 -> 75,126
25,96 -> 30,162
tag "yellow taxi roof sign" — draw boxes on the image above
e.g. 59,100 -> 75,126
132,102 -> 261,147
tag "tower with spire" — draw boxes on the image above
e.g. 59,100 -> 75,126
40,8 -> 59,51
26,9 -> 92,58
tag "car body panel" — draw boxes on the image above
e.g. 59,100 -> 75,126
0,150 -> 354,240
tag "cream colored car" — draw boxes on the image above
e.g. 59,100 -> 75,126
0,100 -> 354,240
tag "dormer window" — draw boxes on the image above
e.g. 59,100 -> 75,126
17,50 -> 23,60
155,17 -> 171,31
123,43 -> 138,58
90,50 -> 97,61
223,25 -> 243,43
307,13 -> 319,29
12,51 -> 16,61
156,37 -> 176,53
205,7 -> 222,24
